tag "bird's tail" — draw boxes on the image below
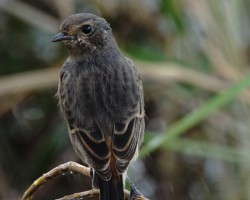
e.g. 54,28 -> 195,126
98,175 -> 124,200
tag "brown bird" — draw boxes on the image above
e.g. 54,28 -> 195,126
52,13 -> 145,200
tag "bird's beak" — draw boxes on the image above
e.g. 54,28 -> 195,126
52,32 -> 73,42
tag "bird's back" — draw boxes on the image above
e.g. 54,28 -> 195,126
59,50 -> 144,179
54,12 -> 145,200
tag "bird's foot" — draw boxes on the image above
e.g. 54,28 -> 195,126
129,184 -> 144,200
128,176 -> 144,200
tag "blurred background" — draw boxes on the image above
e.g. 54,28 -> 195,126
1,0 -> 250,199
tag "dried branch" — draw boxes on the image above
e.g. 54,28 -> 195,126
0,67 -> 59,97
20,162 -> 90,200
54,189 -> 132,200
0,66 -> 59,116
55,190 -> 100,200
20,161 -> 149,200
0,0 -> 59,33
135,61 -> 230,92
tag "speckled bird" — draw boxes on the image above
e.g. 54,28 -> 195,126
52,13 -> 145,200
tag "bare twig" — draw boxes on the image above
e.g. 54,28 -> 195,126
55,189 -> 149,200
135,61 -> 230,92
20,161 -> 90,200
20,161 -> 149,200
0,66 -> 60,116
55,189 -> 134,200
0,0 -> 59,33
0,67 -> 59,97
55,190 -> 100,200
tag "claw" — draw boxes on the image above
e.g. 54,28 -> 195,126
129,191 -> 144,200
127,176 -> 144,200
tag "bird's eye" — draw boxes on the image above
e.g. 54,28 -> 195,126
82,24 -> 93,34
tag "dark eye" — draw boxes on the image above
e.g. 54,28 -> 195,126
82,24 -> 93,34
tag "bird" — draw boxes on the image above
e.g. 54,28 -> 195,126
52,13 -> 145,200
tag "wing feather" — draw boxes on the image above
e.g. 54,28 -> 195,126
71,127 -> 112,180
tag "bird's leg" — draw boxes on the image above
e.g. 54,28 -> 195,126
90,167 -> 94,178
127,176 -> 144,200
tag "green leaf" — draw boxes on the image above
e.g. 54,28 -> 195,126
140,75 -> 250,157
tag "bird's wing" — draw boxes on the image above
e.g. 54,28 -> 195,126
70,126 -> 112,180
112,58 -> 145,174
59,66 -> 112,180
113,114 -> 145,174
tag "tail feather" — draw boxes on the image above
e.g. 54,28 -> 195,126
98,175 -> 124,200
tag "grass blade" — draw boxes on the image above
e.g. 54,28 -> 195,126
140,76 -> 250,157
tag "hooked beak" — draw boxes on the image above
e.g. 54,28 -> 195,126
51,32 -> 73,42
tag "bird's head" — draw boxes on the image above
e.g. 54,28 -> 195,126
52,13 -> 112,54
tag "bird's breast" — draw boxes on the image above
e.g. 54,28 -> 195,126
60,60 -> 140,127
